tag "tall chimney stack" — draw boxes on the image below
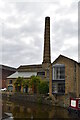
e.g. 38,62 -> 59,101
43,16 -> 51,66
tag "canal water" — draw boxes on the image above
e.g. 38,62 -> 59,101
1,99 -> 79,119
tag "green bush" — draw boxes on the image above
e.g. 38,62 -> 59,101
38,81 -> 49,94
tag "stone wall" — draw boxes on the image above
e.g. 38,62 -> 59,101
2,93 -> 52,106
51,94 -> 75,108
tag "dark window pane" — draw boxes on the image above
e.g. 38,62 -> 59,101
9,80 -> 12,84
58,83 -> 65,93
37,72 -> 45,76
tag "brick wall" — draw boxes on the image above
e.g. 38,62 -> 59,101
49,55 -> 80,107
0,65 -> 16,88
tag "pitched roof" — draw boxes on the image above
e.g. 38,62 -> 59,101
0,64 -> 16,71
7,71 -> 37,79
17,64 -> 44,72
52,54 -> 78,65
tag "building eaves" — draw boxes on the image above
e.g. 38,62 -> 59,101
52,54 -> 78,65
0,64 -> 16,71
17,64 -> 43,72
7,71 -> 37,79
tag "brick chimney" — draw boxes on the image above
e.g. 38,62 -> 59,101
42,17 -> 51,69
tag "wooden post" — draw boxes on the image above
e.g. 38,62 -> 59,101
49,65 -> 52,96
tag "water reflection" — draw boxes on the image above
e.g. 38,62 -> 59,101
2,100 -> 76,119
0,99 -> 2,119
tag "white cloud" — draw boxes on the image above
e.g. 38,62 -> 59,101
0,0 -> 78,67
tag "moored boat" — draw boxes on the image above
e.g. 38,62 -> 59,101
68,97 -> 80,116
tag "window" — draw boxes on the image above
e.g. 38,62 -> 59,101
78,100 -> 80,108
8,86 -> 13,92
60,67 -> 65,79
9,80 -> 12,84
52,83 -> 58,93
52,64 -> 65,94
37,72 -> 45,76
58,83 -> 65,93
53,64 -> 65,80
52,82 -> 65,94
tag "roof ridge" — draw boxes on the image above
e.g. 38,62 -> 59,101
52,54 -> 78,64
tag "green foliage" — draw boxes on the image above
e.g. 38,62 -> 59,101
14,77 -> 24,92
14,76 -> 49,95
30,76 -> 41,93
38,81 -> 49,94
30,76 -> 40,87
22,79 -> 29,87
14,77 -> 23,86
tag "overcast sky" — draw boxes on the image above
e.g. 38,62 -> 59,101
0,0 -> 79,68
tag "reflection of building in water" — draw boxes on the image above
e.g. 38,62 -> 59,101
2,101 -> 13,113
2,100 -> 72,118
0,99 -> 2,119
48,106 -> 69,118
2,101 -> 51,118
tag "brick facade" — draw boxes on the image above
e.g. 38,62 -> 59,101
6,78 -> 27,92
0,65 -> 16,88
49,55 -> 80,107
43,17 -> 51,64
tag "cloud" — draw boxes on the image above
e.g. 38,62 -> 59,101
0,0 -> 78,67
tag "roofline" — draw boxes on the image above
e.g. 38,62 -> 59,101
0,64 -> 16,71
17,64 -> 42,69
7,71 -> 37,79
52,54 -> 78,65
7,77 -> 31,79
18,64 -> 42,67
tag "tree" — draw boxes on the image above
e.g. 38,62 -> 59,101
22,79 -> 30,93
14,77 -> 23,92
14,76 -> 49,95
30,76 -> 40,93
22,79 -> 30,88
38,81 -> 49,94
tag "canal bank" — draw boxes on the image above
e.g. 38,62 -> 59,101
1,93 -> 80,119
2,92 -> 70,108
2,98 -> 75,119
2,92 -> 52,106
2,97 -> 79,120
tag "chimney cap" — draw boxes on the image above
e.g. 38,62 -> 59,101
45,16 -> 50,19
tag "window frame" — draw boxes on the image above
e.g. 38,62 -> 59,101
9,80 -> 12,84
52,64 -> 65,80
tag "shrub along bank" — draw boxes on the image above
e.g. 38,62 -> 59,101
14,76 -> 49,95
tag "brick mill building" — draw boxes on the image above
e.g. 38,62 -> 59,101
7,17 -> 51,92
0,65 -> 16,89
6,17 -> 80,107
49,55 -> 80,107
